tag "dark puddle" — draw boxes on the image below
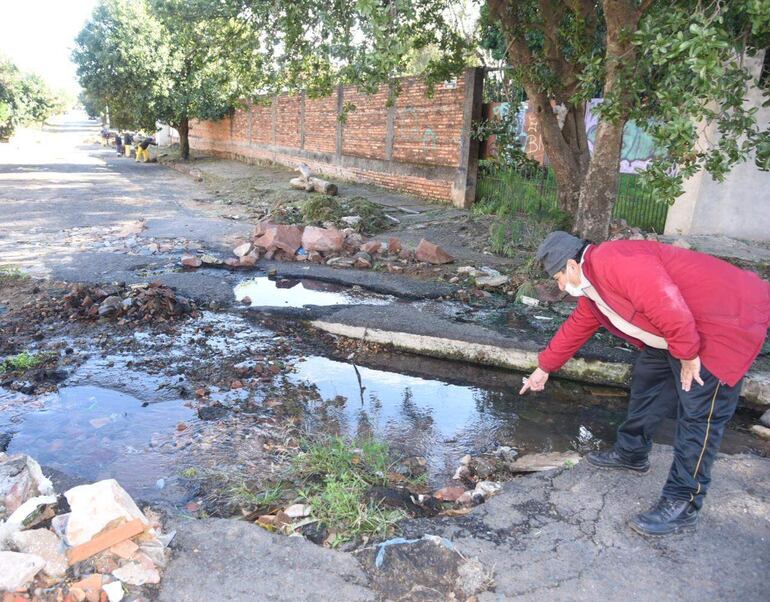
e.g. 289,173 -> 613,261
3,385 -> 196,503
287,355 -> 770,487
288,356 -> 620,486
234,276 -> 392,308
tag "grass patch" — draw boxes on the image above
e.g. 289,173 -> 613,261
0,265 -> 29,284
473,165 -> 570,257
0,351 -> 47,374
226,481 -> 286,509
293,436 -> 406,547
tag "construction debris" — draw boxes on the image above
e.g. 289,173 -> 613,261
50,282 -> 195,323
0,454 -> 172,598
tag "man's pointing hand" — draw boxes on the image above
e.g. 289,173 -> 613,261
520,367 -> 549,394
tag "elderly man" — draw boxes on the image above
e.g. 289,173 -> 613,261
521,231 -> 770,536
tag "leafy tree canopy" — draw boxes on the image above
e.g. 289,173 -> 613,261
0,55 -> 64,140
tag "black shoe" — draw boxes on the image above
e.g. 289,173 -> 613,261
586,449 -> 650,473
629,497 -> 698,536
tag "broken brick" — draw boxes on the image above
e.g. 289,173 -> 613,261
67,519 -> 145,565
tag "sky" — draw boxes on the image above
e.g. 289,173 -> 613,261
0,0 -> 98,95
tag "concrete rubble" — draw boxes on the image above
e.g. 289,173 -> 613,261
0,453 -> 172,598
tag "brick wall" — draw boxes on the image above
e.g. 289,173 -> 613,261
188,69 -> 483,207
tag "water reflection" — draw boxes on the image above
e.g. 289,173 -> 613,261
5,386 -> 194,501
234,277 -> 391,308
289,356 -> 622,485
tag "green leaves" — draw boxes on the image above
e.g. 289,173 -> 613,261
0,56 -> 63,139
624,1 -> 770,204
73,0 -> 250,134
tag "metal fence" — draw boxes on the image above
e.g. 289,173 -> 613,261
476,165 -> 669,233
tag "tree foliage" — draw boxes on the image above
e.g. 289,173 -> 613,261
73,0 -> 249,158
482,0 -> 769,238
72,0 -> 769,236
0,56 -> 64,140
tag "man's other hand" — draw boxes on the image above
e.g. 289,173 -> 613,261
680,356 -> 705,392
520,367 -> 549,394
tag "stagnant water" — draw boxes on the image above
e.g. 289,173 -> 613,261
3,386 -> 195,501
286,355 -> 768,487
1,306 -> 766,505
234,276 -> 392,308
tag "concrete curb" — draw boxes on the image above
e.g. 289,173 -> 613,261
310,319 -> 770,407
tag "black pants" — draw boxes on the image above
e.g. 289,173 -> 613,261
615,347 -> 741,510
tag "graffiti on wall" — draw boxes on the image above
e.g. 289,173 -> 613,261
584,99 -> 659,174
485,100 -> 660,174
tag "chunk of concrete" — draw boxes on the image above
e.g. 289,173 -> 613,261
6,494 -> 57,528
0,454 -> 54,519
103,580 -> 124,602
112,561 -> 160,585
356,535 -> 492,599
508,451 -> 581,473
232,242 -> 253,258
11,528 -> 67,578
64,480 -> 149,547
158,518 -> 374,601
0,550 -> 45,591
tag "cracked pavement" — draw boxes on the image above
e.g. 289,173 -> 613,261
400,445 -> 770,600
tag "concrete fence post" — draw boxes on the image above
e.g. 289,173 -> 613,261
336,84 -> 344,164
271,97 -> 277,146
451,67 -> 484,209
385,81 -> 397,162
300,91 -> 306,150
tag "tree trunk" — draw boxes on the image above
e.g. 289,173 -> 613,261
572,0 -> 644,240
525,92 -> 590,219
178,116 -> 190,160
575,118 -> 625,240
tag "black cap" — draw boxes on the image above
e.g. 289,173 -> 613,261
536,231 -> 585,276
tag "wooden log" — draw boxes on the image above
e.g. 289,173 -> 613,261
309,177 -> 338,196
290,177 -> 314,192
289,176 -> 338,196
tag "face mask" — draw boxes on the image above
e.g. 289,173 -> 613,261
564,282 -> 585,297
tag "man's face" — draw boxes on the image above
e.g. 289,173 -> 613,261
553,259 -> 581,292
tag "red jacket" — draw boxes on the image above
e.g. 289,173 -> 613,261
538,240 -> 770,386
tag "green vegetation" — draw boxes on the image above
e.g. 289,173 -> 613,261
0,56 -> 65,140
0,265 -> 29,284
293,436 -> 405,547
271,195 -> 390,235
475,163 -> 670,244
73,0 -> 257,158
226,481 -> 285,510
179,467 -> 199,479
0,352 -> 47,374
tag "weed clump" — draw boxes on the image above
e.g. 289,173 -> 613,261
293,436 -> 405,547
270,195 -> 390,235
0,265 -> 29,284
0,351 -> 47,374
301,195 -> 344,224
